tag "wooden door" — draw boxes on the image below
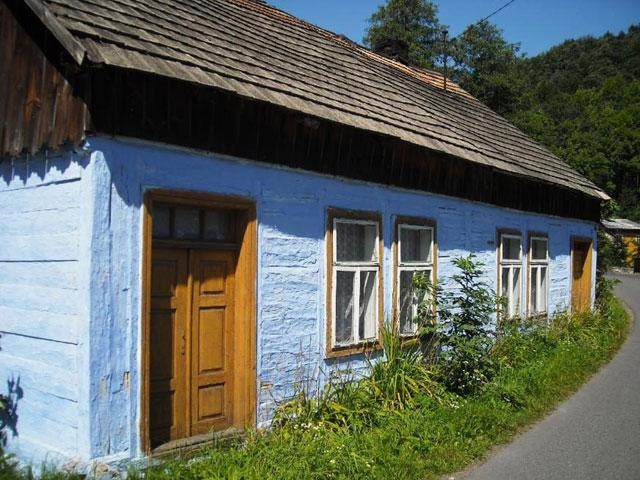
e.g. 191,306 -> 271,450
144,193 -> 257,453
190,249 -> 236,434
149,247 -> 237,448
571,239 -> 593,313
149,248 -> 188,448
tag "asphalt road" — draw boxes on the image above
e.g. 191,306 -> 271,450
454,273 -> 640,480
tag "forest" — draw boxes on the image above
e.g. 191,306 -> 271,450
365,0 -> 640,221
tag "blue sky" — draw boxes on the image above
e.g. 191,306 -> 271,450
268,0 -> 639,57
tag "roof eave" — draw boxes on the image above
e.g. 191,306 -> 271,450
22,0 -> 86,65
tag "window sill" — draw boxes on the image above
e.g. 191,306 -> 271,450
326,339 -> 382,359
398,334 -> 421,346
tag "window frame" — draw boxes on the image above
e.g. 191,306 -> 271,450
527,233 -> 549,318
326,208 -> 383,358
497,229 -> 523,318
393,216 -> 437,337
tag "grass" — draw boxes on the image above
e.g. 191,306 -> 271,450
1,296 -> 630,480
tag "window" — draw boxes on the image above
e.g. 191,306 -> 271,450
152,204 -> 235,242
528,236 -> 549,315
498,232 -> 522,318
328,211 -> 382,353
396,221 -> 435,336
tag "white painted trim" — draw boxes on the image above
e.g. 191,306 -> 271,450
331,217 -> 380,348
398,224 -> 434,265
332,218 -> 380,266
498,233 -> 523,317
500,234 -> 523,263
396,223 -> 435,336
529,236 -> 549,263
528,236 -> 549,316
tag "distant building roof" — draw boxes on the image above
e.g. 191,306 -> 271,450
26,0 -> 608,200
602,218 -> 640,231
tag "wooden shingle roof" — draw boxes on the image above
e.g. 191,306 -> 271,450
32,0 -> 608,200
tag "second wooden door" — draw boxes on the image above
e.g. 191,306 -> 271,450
571,239 -> 593,313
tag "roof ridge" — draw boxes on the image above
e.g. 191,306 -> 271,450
226,0 -> 472,98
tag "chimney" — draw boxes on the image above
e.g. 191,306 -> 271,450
373,38 -> 410,65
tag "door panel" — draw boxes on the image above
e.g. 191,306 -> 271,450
571,240 -> 592,313
190,250 -> 236,434
198,308 -> 225,372
149,248 -> 188,448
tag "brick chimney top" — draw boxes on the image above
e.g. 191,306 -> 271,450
372,38 -> 410,65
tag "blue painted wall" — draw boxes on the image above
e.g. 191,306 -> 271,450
0,149 -> 90,466
0,137 -> 597,467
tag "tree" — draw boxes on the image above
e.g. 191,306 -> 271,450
451,20 -> 523,115
363,0 -> 638,219
509,26 -> 640,221
364,0 -> 443,69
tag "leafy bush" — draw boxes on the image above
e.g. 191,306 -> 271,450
414,255 -> 501,395
596,275 -> 620,309
611,233 -> 629,267
597,228 -> 621,273
0,394 -> 6,447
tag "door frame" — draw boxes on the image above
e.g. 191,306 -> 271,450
570,236 -> 593,313
140,189 -> 257,454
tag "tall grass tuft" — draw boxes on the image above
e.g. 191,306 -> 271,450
273,327 -> 442,433
366,328 -> 441,411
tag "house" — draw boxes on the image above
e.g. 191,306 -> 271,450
602,218 -> 640,270
0,0 -> 607,470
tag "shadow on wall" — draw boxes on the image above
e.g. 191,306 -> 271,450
0,149 -> 83,188
0,334 -> 23,447
0,377 -> 22,447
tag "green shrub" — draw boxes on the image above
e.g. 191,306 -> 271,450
596,275 -> 620,309
414,255 -> 501,395
273,372 -> 379,433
